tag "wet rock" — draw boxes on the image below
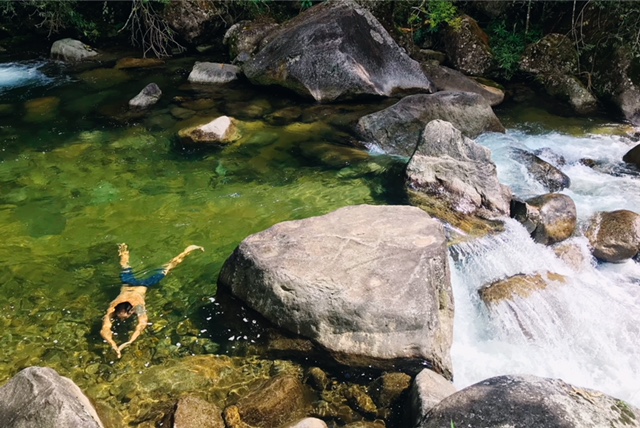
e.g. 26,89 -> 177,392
173,395 -> 224,428
219,205 -> 454,376
369,372 -> 412,409
115,57 -> 165,69
510,148 -> 571,192
419,374 -> 640,428
233,375 -> 308,428
50,38 -> 98,62
409,369 -> 456,427
0,366 -> 104,428
406,120 -> 511,218
284,418 -> 328,428
421,62 -> 504,106
623,144 -> 640,168
78,68 -> 130,90
479,272 -> 567,305
553,239 -> 593,271
520,34 -> 597,115
344,422 -> 386,428
299,142 -> 370,168
441,15 -> 494,76
511,193 -> 577,245
357,92 -> 505,157
344,385 -> 378,417
170,106 -> 196,120
243,0 -> 434,102
129,83 -> 162,108
178,116 -> 240,145
223,18 -> 279,62
585,209 -> 640,263
188,62 -> 240,84
305,367 -> 330,391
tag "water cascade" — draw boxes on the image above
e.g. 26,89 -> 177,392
450,129 -> 640,406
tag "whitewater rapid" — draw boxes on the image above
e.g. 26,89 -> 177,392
451,129 -> 640,406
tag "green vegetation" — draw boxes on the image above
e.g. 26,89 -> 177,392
488,19 -> 541,80
407,0 -> 462,46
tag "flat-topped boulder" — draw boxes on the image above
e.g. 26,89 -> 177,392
218,204 -> 454,376
356,91 -> 505,158
419,374 -> 640,428
243,0 -> 434,102
188,62 -> 240,84
0,366 -> 104,428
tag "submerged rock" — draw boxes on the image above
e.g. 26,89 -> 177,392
115,57 -> 165,69
230,375 -> 309,428
0,366 -> 104,428
479,272 -> 567,305
50,38 -> 98,62
419,374 -> 640,428
553,239 -> 593,271
218,204 -> 454,376
406,120 -> 511,217
357,91 -> 505,157
511,193 -> 577,245
129,83 -> 162,108
243,0 -> 434,101
623,144 -> 640,168
585,209 -> 640,263
188,62 -> 240,84
510,148 -> 571,192
173,395 -> 225,428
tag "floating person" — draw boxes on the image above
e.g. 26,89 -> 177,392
100,243 -> 204,358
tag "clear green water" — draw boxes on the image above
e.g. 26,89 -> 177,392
0,57 -> 403,418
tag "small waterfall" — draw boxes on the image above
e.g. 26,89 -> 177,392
450,129 -> 640,406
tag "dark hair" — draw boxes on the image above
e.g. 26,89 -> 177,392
114,302 -> 133,317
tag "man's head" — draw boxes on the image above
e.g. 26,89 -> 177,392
114,302 -> 134,320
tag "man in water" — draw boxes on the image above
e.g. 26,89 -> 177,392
100,243 -> 204,358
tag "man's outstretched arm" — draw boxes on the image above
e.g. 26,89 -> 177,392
163,245 -> 204,275
100,307 -> 121,358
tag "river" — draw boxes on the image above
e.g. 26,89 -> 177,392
1,57 -> 639,420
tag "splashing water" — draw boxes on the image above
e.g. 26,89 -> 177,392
0,62 -> 55,93
451,129 -> 640,406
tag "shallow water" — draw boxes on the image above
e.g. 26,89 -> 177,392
0,57 -> 399,416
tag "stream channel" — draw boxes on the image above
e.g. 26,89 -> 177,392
1,56 -> 639,420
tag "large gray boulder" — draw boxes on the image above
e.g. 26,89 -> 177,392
0,366 -> 104,428
242,0 -> 434,102
585,209 -> 640,262
218,204 -> 454,376
511,193 -> 577,245
406,120 -> 511,217
419,374 -> 640,428
357,91 -> 505,158
50,38 -> 98,62
520,34 -> 597,115
223,18 -> 279,63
